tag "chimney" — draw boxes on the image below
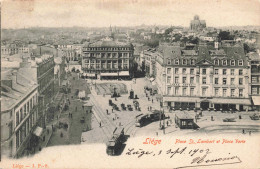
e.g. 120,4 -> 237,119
20,57 -> 31,68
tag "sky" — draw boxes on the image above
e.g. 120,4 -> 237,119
1,0 -> 260,29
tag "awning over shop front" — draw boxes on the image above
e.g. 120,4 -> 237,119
211,98 -> 251,105
100,73 -> 118,76
86,73 -> 96,77
163,96 -> 200,103
119,71 -> 129,76
252,96 -> 260,105
33,127 -> 43,137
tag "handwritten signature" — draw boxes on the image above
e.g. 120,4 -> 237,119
125,147 -> 242,168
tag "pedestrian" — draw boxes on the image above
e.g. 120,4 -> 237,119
75,106 -> 77,111
156,132 -> 158,136
211,116 -> 214,121
106,109 -> 108,115
242,129 -> 245,134
249,131 -> 251,136
112,109 -> 113,113
167,121 -> 169,126
152,99 -> 153,103
99,122 -> 101,127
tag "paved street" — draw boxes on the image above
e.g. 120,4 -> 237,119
47,73 -> 92,146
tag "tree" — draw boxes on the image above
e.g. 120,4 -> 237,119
218,31 -> 234,40
164,27 -> 173,35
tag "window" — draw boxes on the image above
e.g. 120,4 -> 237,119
167,76 -> 171,84
175,68 -> 179,74
231,69 -> 234,75
215,78 -> 219,84
230,60 -> 235,66
252,76 -> 258,83
167,87 -> 171,95
175,87 -> 179,95
223,78 -> 227,85
214,69 -> 218,75
190,59 -> 195,65
202,88 -> 207,96
202,69 -> 206,75
167,59 -> 171,65
214,59 -> 219,65
183,68 -> 186,74
239,78 -> 243,85
231,78 -> 235,85
183,88 -> 187,96
16,112 -> 19,126
175,77 -> 179,83
223,89 -> 227,97
167,68 -> 171,74
190,77 -> 194,84
223,60 -> 227,66
231,89 -> 235,97
183,77 -> 187,83
238,60 -> 243,66
252,87 -> 258,95
215,88 -> 219,96
239,89 -> 243,97
190,88 -> 194,96
239,69 -> 243,75
175,59 -> 179,65
202,77 -> 206,84
223,69 -> 227,75
190,68 -> 194,74
183,59 -> 187,65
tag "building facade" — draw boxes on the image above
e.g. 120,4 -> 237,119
1,69 -> 38,158
155,43 -> 251,111
82,39 -> 134,79
248,52 -> 260,110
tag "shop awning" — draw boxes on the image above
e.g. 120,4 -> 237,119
211,98 -> 251,105
163,96 -> 200,103
252,96 -> 260,105
87,73 -> 96,77
119,71 -> 129,76
100,73 -> 118,76
33,127 -> 43,137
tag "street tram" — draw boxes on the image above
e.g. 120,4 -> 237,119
106,127 -> 125,156
135,110 -> 165,127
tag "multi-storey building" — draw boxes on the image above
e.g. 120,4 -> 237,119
82,38 -> 134,79
1,69 -> 38,158
155,43 -> 251,111
19,55 -> 55,129
143,48 -> 158,77
248,51 -> 260,110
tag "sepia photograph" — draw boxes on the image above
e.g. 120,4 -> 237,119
0,0 -> 260,168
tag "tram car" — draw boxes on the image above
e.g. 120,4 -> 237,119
106,127 -> 125,156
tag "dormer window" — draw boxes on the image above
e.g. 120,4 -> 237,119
238,60 -> 243,66
182,59 -> 187,65
214,59 -> 219,65
230,60 -> 235,66
222,60 -> 227,66
167,58 -> 171,65
175,59 -> 179,65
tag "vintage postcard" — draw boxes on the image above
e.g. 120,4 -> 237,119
0,0 -> 260,168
